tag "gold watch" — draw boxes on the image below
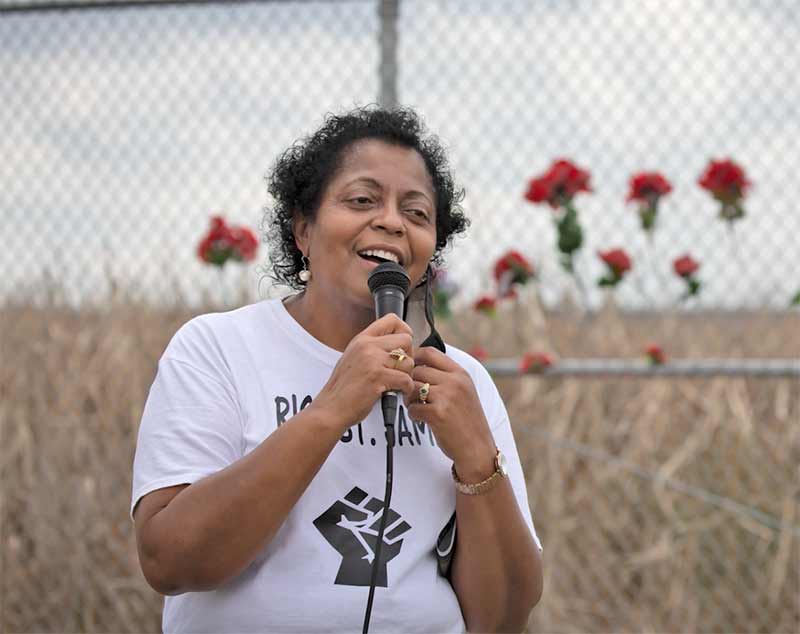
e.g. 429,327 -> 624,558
451,448 -> 508,495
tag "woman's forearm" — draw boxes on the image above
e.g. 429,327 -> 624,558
141,402 -> 346,594
450,475 -> 543,633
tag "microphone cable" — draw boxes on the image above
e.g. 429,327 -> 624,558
361,392 -> 399,634
363,261 -> 409,634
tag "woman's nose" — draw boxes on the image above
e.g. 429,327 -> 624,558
372,201 -> 405,235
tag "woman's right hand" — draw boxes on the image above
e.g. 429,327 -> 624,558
312,314 -> 416,431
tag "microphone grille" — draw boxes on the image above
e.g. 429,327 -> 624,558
368,261 -> 410,295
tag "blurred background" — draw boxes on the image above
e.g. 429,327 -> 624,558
1,1 -> 798,632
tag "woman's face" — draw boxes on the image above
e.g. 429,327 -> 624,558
294,138 -> 438,310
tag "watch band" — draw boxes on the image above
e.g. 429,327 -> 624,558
451,449 -> 507,495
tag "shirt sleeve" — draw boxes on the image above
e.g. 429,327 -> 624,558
130,319 -> 244,521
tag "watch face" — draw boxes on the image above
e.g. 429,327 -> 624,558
498,451 -> 509,476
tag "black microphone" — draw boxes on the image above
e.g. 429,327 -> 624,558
368,260 -> 410,320
368,261 -> 411,420
363,261 -> 409,634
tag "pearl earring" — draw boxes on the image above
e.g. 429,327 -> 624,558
298,255 -> 311,283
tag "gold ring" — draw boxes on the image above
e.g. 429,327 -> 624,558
389,348 -> 407,369
419,382 -> 430,404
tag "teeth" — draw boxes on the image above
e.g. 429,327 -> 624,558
359,249 -> 400,264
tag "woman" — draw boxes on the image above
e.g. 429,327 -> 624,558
131,106 -> 543,633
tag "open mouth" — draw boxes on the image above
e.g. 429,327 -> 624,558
357,249 -> 403,266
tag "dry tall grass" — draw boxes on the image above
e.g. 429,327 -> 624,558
1,297 -> 798,633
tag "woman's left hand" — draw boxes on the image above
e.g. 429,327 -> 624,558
405,347 -> 497,478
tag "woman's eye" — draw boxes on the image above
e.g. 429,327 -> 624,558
350,196 -> 373,206
408,209 -> 430,221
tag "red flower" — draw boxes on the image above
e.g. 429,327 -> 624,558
597,248 -> 632,288
524,159 -> 592,208
493,250 -> 533,281
473,295 -> 497,316
673,254 -> 702,299
698,159 -> 750,203
626,172 -> 672,203
493,250 -> 535,296
598,248 -> 632,276
197,235 -> 214,261
197,216 -> 234,265
197,215 -> 259,267
208,215 -> 230,238
645,344 -> 666,365
519,352 -> 554,373
230,226 -> 259,262
469,346 -> 488,362
210,215 -> 233,242
673,254 -> 700,278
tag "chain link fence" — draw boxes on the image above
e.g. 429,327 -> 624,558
1,0 -> 799,312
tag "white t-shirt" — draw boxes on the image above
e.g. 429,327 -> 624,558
131,298 -> 541,634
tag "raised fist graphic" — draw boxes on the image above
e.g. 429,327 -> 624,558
313,486 -> 411,587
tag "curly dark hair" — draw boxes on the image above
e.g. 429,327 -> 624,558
263,105 -> 469,289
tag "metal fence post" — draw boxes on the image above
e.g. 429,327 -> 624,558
378,0 -> 399,108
